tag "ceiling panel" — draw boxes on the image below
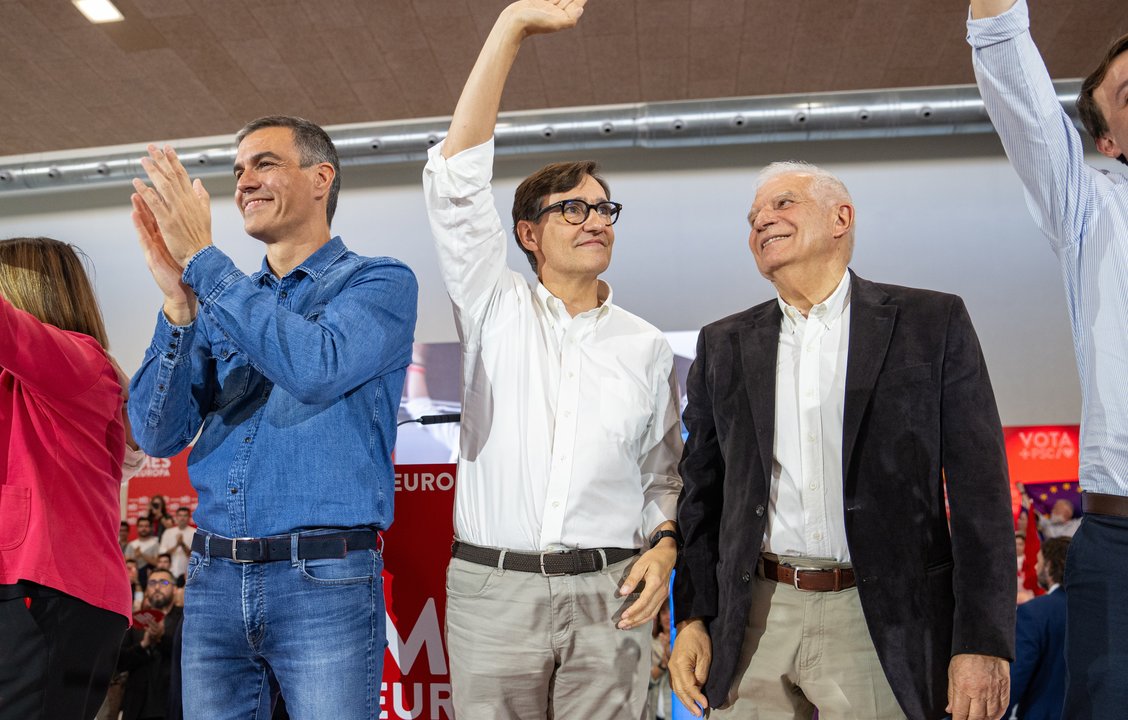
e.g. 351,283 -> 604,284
0,0 -> 1122,156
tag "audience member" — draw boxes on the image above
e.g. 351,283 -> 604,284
117,569 -> 183,720
1007,537 -> 1070,719
158,507 -> 196,578
1037,500 -> 1080,539
125,517 -> 160,585
120,521 -> 132,553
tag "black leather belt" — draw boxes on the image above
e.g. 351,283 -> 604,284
452,540 -> 637,576
1082,491 -> 1128,518
193,530 -> 380,563
759,556 -> 856,592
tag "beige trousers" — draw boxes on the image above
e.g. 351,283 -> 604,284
712,575 -> 907,720
445,555 -> 651,720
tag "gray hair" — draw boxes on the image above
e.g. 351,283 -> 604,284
235,115 -> 341,226
754,161 -> 853,208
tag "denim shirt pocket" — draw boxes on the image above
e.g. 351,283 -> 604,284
210,339 -> 253,410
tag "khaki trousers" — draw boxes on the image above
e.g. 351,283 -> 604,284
445,555 -> 651,720
712,574 -> 907,720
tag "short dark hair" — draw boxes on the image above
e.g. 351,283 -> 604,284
235,115 -> 342,225
176,507 -> 190,515
511,161 -> 610,273
1077,32 -> 1128,166
158,552 -> 172,562
1041,537 -> 1071,586
136,517 -> 151,526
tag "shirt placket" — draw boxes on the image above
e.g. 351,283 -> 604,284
539,307 -> 585,549
798,311 -> 829,556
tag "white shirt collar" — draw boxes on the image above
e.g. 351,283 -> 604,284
778,270 -> 851,333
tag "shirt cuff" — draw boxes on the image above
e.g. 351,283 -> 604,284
151,307 -> 196,360
424,137 -> 496,200
966,0 -> 1029,47
181,245 -> 244,306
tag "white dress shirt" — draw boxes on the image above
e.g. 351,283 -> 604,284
765,272 -> 852,562
423,138 -> 683,552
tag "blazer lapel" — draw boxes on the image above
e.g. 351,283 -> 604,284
738,302 -> 783,488
842,271 -> 897,477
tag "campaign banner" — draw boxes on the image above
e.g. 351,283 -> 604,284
381,463 -> 457,720
1003,425 -> 1081,516
124,448 -> 195,539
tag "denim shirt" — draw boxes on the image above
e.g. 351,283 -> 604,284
129,237 -> 418,538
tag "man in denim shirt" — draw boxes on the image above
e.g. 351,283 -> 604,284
128,116 -> 417,720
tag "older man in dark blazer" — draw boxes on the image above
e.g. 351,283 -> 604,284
669,162 -> 1015,720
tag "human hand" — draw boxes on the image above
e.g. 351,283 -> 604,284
140,618 -> 165,648
132,144 -> 213,268
946,653 -> 1009,720
501,0 -> 587,39
669,619 -> 711,717
131,190 -> 198,325
616,541 -> 676,629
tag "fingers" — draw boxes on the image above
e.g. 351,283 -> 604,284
670,657 -> 710,717
619,573 -> 666,629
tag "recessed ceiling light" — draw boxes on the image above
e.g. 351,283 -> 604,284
72,0 -> 125,23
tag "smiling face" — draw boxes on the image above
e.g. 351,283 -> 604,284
518,174 -> 615,282
233,126 -> 332,243
747,172 -> 852,283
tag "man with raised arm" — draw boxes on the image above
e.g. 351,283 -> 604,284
423,1 -> 683,717
128,116 -> 417,720
669,162 -> 1015,720
968,2 -> 1128,716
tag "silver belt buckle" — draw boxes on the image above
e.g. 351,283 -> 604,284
539,551 -> 567,577
230,537 -> 257,563
790,565 -> 821,591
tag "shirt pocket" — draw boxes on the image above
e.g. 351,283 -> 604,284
599,378 -> 652,442
0,486 -> 31,550
210,340 -> 252,410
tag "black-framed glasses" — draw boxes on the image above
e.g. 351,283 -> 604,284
533,199 -> 622,226
147,578 -> 172,587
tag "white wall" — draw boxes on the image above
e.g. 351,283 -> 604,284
0,132 -> 1109,426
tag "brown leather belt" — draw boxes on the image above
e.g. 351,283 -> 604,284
1082,491 -> 1128,518
759,556 -> 856,592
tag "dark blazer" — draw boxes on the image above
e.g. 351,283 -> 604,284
1008,588 -> 1067,720
674,271 -> 1016,719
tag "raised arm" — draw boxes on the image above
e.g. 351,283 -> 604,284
443,0 -> 587,158
969,0 -> 1016,19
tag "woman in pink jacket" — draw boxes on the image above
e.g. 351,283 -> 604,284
0,236 -> 132,719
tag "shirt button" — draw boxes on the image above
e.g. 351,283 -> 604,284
568,372 -> 575,379
755,505 -> 765,517
171,330 -> 181,338
165,352 -> 175,360
807,432 -> 817,442
243,437 -> 252,443
280,290 -> 288,298
230,488 -> 238,495
809,482 -> 818,490
813,532 -> 822,540
563,410 -> 571,418
741,571 -> 751,583
552,501 -> 560,508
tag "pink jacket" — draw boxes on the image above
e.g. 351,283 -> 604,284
0,295 -> 132,620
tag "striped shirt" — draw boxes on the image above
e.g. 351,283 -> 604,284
969,0 -> 1128,497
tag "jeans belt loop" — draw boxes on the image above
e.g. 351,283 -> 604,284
203,534 -> 212,562
289,533 -> 300,566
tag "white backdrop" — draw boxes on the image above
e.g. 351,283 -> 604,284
1,131 -> 1111,426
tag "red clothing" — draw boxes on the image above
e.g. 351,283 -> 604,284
0,294 -> 131,620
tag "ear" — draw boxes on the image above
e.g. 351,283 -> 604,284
1095,133 -> 1125,161
831,202 -> 855,240
311,162 -> 335,200
516,219 -> 540,254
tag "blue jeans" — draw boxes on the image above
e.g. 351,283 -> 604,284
182,536 -> 385,720
1063,513 -> 1128,719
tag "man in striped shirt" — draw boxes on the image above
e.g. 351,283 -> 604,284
968,2 -> 1128,717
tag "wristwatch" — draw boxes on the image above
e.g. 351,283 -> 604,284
649,529 -> 679,549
